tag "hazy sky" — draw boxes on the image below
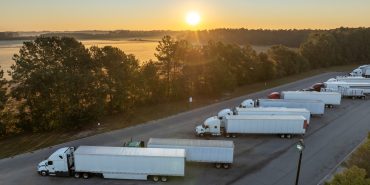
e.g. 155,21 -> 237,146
0,0 -> 369,31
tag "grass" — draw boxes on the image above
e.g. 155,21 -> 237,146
0,64 -> 357,159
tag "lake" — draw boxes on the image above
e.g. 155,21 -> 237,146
0,39 -> 271,79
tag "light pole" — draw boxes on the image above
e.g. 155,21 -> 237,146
295,139 -> 305,185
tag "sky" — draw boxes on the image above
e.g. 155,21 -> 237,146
0,0 -> 370,31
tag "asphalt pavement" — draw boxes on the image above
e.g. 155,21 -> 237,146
1,72 -> 369,185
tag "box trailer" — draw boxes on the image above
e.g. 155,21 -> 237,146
324,81 -> 370,94
37,146 -> 185,182
321,87 -> 365,99
281,91 -> 341,108
195,115 -> 307,138
148,138 -> 234,169
234,107 -> 311,124
334,76 -> 370,83
257,99 -> 325,115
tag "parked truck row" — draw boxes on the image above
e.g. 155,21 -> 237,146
38,64 -> 369,182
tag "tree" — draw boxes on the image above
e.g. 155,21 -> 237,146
255,52 -> 275,81
137,60 -> 164,103
300,32 -> 340,68
10,36 -> 102,131
0,66 -> 7,109
0,66 -> 8,135
268,45 -> 309,77
90,46 -> 139,113
325,166 -> 370,185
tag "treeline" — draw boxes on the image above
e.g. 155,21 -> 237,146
178,28 -> 313,47
1,27 -> 370,136
325,133 -> 370,185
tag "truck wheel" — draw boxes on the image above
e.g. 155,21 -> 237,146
152,176 -> 159,182
40,171 -> 48,176
225,134 -> 230,138
215,163 -> 222,169
232,134 -> 237,138
161,176 -> 168,182
280,134 -> 285,138
82,173 -> 89,179
199,133 -> 204,137
223,164 -> 230,169
286,134 -> 292,139
361,96 -> 366,100
74,173 -> 80,178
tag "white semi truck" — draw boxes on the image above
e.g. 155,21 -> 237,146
323,81 -> 370,95
281,91 -> 341,108
223,107 -> 311,124
350,65 -> 370,77
240,99 -> 325,116
147,138 -> 234,169
195,115 -> 307,138
332,76 -> 370,83
37,146 -> 185,182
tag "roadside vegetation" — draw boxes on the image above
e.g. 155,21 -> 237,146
0,27 -> 370,157
325,133 -> 370,185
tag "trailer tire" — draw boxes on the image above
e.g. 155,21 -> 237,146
223,164 -> 230,169
286,134 -> 292,139
225,134 -> 230,138
152,176 -> 159,182
280,134 -> 285,138
215,163 -> 222,169
161,176 -> 168,182
232,134 -> 237,138
198,133 -> 204,137
40,171 -> 48,176
361,96 -> 366,100
74,173 -> 80,178
82,173 -> 89,179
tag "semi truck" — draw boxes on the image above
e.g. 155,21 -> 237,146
321,86 -> 365,99
280,91 -> 341,108
195,115 -> 307,138
323,81 -> 370,95
332,76 -> 370,83
147,138 -> 234,169
217,107 -> 310,124
350,65 -> 370,77
37,146 -> 185,182
241,98 -> 325,116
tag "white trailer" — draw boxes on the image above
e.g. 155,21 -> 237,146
281,91 -> 341,108
37,146 -> 185,182
195,115 -> 307,138
334,76 -> 370,83
257,99 -> 325,115
148,138 -> 234,169
321,87 -> 365,99
324,81 -> 370,94
234,107 -> 311,124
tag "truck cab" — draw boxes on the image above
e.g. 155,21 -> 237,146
37,147 -> 75,176
239,99 -> 255,108
195,116 -> 222,136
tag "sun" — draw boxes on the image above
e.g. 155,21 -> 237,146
186,11 -> 201,26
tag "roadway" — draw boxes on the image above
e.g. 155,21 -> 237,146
1,72 -> 370,185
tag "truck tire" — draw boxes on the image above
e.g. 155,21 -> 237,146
161,176 -> 168,182
215,163 -> 222,169
352,96 -> 356,100
82,173 -> 89,179
152,176 -> 159,182
286,134 -> 292,139
199,133 -> 204,137
40,171 -> 48,176
223,164 -> 230,169
225,134 -> 230,138
74,173 -> 80,178
232,134 -> 237,138
280,134 -> 285,138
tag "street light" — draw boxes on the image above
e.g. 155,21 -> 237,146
295,139 -> 305,185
